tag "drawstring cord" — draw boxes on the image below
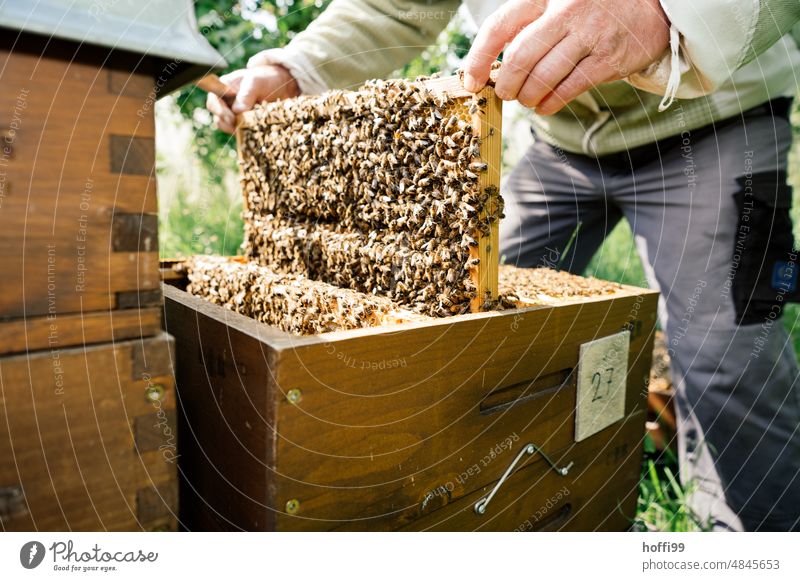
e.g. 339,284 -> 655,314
658,25 -> 682,111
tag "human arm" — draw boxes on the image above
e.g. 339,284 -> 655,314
208,0 -> 460,132
461,0 -> 800,115
627,0 -> 800,105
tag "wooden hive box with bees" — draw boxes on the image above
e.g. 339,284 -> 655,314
163,71 -> 659,531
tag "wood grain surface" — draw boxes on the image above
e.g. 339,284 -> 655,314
0,45 -> 160,328
0,334 -> 178,531
164,279 -> 658,531
0,307 -> 162,356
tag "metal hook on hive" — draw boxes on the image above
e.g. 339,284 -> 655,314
474,442 -> 574,516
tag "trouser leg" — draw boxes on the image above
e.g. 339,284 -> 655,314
614,112 -> 800,531
500,139 -> 622,273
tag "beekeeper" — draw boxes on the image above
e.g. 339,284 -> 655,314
208,0 -> 800,531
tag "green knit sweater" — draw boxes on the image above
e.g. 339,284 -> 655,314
249,0 -> 800,156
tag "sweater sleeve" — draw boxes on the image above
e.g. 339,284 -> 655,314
626,0 -> 800,107
746,0 -> 800,62
247,0 -> 461,94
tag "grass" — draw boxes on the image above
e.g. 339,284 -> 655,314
159,180 -> 243,258
156,101 -> 243,259
633,435 -> 711,531
585,221 -> 647,287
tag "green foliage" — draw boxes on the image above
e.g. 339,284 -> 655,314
395,17 -> 474,79
159,177 -> 244,258
178,0 -> 332,165
633,436 -> 710,532
585,220 -> 647,287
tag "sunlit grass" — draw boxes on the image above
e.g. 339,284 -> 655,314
159,181 -> 243,258
632,435 -> 710,532
585,221 -> 647,287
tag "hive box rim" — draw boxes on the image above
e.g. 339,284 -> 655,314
162,280 -> 658,351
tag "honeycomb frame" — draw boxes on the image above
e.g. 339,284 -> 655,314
235,73 -> 502,316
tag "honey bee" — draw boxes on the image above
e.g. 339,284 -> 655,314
445,115 -> 459,131
232,76 -> 500,320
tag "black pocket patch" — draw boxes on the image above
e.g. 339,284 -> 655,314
731,169 -> 800,325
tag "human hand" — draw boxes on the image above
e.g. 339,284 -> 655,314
462,0 -> 670,114
206,64 -> 301,133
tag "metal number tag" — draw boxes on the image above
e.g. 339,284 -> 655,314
575,330 -> 630,442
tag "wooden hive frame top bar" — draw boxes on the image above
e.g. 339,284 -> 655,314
235,69 -> 502,315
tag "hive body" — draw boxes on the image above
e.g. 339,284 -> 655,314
0,38 -> 163,354
168,71 -> 657,532
0,34 -> 176,531
164,278 -> 659,531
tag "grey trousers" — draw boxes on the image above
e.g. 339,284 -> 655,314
500,104 -> 800,531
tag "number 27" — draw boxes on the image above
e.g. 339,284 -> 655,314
591,367 -> 615,402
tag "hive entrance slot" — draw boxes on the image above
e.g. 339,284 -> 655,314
480,368 -> 574,415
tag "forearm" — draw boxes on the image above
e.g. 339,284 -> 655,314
250,0 -> 461,93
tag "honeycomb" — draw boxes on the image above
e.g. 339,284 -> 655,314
238,76 -> 502,317
182,257 -> 623,335
183,255 -> 422,335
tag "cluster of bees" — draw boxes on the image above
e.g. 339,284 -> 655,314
184,257 -> 621,336
184,70 -> 620,335
184,255 -> 413,334
497,265 -> 622,307
238,76 -> 502,317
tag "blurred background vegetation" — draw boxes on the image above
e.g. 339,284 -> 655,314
156,1 -> 800,531
158,0 -> 473,258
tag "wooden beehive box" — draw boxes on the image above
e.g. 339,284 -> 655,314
0,333 -> 178,530
165,70 -> 658,531
0,34 -> 162,355
164,270 -> 658,531
0,33 -> 177,531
